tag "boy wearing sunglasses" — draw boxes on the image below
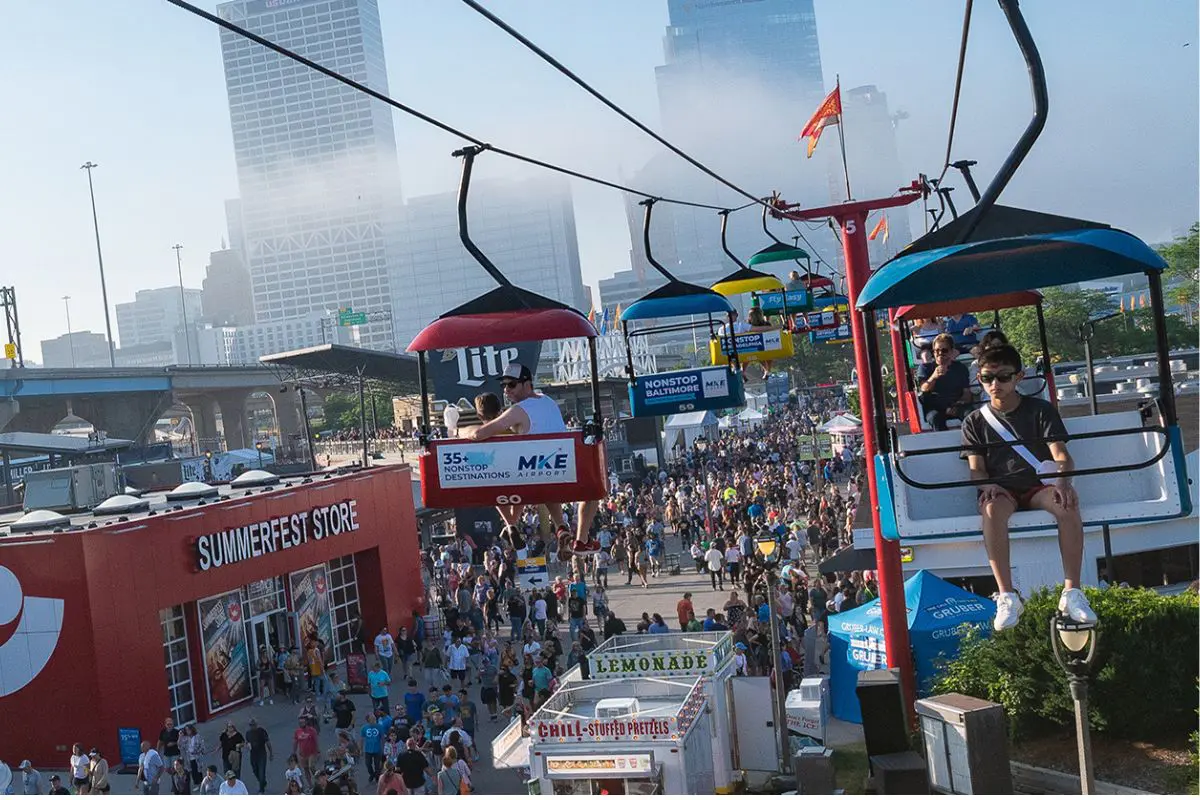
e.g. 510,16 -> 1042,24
960,344 -> 1097,631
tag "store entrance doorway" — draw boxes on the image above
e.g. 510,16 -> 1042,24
247,610 -> 291,698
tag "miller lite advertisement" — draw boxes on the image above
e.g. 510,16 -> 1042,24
430,341 -> 543,407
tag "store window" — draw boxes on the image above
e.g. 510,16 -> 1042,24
160,605 -> 196,726
327,555 -> 362,661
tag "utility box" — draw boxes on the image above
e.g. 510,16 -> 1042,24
23,463 -> 120,512
792,746 -> 835,795
915,693 -> 1012,794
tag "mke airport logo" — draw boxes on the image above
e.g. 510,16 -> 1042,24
0,566 -> 64,697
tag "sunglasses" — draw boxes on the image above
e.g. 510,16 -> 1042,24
979,371 -> 1018,384
933,348 -> 952,355
501,381 -> 519,389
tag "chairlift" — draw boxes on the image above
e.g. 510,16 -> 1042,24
893,289 -> 1056,432
854,204 -> 1191,541
407,146 -> 609,510
619,199 -> 747,418
707,209 -> 799,367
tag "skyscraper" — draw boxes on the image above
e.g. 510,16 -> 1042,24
604,0 -> 836,336
842,85 -> 913,260
217,0 -> 402,350
392,175 -> 588,350
115,287 -> 204,349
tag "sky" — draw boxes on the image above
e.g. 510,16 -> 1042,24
0,0 -> 1196,363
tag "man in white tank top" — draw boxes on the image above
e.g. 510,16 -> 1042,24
470,363 -> 600,555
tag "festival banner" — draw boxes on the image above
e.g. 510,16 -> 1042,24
289,565 -> 334,668
436,437 -> 578,489
197,589 -> 252,712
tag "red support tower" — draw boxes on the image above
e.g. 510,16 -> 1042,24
772,188 -> 923,716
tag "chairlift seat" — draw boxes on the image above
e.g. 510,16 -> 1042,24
884,410 -> 1188,540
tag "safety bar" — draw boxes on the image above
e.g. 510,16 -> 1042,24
625,318 -> 719,339
889,425 -> 1173,491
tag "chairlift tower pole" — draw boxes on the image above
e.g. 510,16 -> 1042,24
771,189 -> 923,717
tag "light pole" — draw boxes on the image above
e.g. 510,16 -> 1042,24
80,162 -> 116,367
173,244 -> 193,366
695,436 -> 713,536
255,441 -> 264,469
62,296 -> 76,367
1051,614 -> 1100,794
755,533 -> 790,775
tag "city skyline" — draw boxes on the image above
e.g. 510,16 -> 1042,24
1,1 -> 1195,363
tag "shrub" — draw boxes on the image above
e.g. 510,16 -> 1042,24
930,585 -> 1199,741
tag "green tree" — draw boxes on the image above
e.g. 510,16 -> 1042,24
317,390 -> 394,431
1158,222 -> 1199,311
998,287 -> 1111,364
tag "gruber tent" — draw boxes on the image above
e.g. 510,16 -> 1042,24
827,570 -> 995,723
663,410 -> 719,452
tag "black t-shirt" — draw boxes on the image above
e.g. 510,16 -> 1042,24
220,731 -> 244,757
603,616 -> 626,639
961,396 -> 1067,492
159,727 -> 180,757
397,751 -> 428,789
567,596 -> 585,620
332,697 -> 356,729
507,596 -> 526,620
918,359 -> 970,410
498,671 -> 518,704
246,726 -> 269,756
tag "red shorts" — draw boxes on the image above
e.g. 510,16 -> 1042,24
978,484 -> 1053,511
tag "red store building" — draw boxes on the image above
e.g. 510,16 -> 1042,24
0,464 -> 424,767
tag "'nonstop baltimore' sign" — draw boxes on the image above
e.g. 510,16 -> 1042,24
195,500 -> 359,571
629,367 -> 745,417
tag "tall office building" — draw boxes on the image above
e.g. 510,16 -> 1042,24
201,248 -> 256,327
115,287 -> 205,349
607,0 -> 838,326
392,175 -> 588,349
842,85 -> 913,261
217,0 -> 402,350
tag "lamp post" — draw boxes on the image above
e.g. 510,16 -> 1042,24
173,244 -> 193,366
61,296 -> 76,367
1051,614 -> 1100,794
255,441 -> 264,469
203,450 -> 213,482
695,436 -> 713,535
755,534 -> 790,775
80,161 -> 116,367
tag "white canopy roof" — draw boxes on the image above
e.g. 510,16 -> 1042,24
664,411 -> 717,429
737,407 -> 765,420
819,413 -> 862,431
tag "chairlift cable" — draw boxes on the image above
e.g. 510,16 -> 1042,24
457,0 -> 777,212
936,0 -> 975,188
163,0 -> 741,212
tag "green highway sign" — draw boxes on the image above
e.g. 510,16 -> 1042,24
338,308 -> 368,326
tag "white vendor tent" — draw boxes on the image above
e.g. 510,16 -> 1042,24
818,413 -> 861,432
664,411 -> 719,451
736,407 -> 765,428
745,391 -> 769,411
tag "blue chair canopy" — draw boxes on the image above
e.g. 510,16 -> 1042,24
621,281 -> 735,321
856,206 -> 1166,311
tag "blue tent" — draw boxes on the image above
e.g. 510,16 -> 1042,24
827,570 -> 996,723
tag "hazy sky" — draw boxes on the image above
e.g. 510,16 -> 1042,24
1,1 -> 1195,363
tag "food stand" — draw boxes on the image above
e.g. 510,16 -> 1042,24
582,631 -> 737,792
526,675 -> 713,795
492,633 -> 737,794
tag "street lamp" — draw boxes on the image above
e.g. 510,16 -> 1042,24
62,296 -> 75,368
754,533 -> 790,776
173,244 -> 193,366
80,161 -> 116,367
203,450 -> 213,482
695,436 -> 712,535
255,441 -> 264,469
1050,614 -> 1100,794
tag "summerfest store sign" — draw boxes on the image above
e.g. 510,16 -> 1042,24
195,500 -> 360,571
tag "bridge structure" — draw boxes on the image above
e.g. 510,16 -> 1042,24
0,365 -> 321,453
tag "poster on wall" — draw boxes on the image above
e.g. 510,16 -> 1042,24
197,590 -> 252,712
289,565 -> 334,667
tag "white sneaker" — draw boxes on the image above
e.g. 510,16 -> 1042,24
992,591 -> 1024,631
1058,587 -> 1098,624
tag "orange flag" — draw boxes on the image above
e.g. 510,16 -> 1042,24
799,86 -> 842,158
868,215 -> 889,243
587,306 -> 596,325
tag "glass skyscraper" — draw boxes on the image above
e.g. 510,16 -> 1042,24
604,0 -> 838,332
217,0 -> 401,350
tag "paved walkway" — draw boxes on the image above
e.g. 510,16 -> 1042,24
13,535 -> 862,795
